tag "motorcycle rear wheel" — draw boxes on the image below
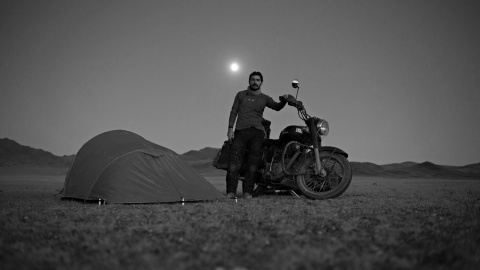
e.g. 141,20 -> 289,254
296,151 -> 352,200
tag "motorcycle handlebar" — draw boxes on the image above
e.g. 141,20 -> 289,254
280,94 -> 309,120
292,100 -> 304,110
285,95 -> 304,110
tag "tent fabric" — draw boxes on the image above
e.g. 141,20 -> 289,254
62,130 -> 224,203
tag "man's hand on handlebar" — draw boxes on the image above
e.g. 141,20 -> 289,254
280,94 -> 304,110
295,100 -> 305,110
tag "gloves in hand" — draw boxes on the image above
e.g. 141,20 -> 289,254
295,100 -> 304,110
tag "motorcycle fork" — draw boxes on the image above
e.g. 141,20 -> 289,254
306,118 -> 324,176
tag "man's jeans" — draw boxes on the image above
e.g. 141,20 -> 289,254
227,127 -> 264,194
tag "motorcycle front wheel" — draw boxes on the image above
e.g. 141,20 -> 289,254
296,151 -> 352,200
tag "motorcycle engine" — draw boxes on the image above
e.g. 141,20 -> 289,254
268,161 -> 285,181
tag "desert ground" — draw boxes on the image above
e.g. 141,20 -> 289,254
1,168 -> 479,270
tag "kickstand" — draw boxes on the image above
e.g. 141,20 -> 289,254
289,190 -> 301,198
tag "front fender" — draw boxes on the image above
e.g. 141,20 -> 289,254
320,146 -> 349,158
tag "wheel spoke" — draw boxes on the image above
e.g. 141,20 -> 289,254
297,153 -> 351,199
304,173 -> 326,192
325,159 -> 345,180
302,157 -> 347,193
314,178 -> 324,191
318,179 -> 327,191
326,160 -> 338,171
326,176 -> 338,188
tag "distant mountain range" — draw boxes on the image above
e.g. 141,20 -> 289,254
0,138 -> 74,167
184,147 -> 480,179
350,161 -> 480,179
1,138 -> 479,179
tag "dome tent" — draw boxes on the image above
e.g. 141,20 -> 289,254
61,130 -> 224,203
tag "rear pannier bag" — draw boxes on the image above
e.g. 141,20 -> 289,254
212,141 -> 230,170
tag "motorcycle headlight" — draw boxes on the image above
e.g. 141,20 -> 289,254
316,119 -> 329,136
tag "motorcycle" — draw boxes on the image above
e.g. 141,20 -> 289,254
214,79 -> 352,200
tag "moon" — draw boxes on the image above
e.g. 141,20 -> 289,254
230,62 -> 239,72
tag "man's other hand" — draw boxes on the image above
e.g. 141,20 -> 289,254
227,128 -> 234,141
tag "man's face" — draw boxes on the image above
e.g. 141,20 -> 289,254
249,75 -> 262,90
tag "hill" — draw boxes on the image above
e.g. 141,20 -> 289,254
181,147 -> 220,161
350,162 -> 385,176
1,138 -> 479,178
0,138 -> 74,168
0,138 -> 222,173
380,162 -> 417,171
379,161 -> 480,179
180,147 -> 224,173
183,147 -> 480,179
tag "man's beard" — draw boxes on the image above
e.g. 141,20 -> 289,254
250,84 -> 260,91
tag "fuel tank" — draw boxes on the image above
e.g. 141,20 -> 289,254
279,125 -> 309,144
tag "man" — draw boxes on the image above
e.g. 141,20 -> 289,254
227,71 -> 289,199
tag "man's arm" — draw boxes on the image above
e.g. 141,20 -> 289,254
266,95 -> 287,111
227,92 -> 241,140
229,92 -> 241,128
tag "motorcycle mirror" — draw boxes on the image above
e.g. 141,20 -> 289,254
292,79 -> 299,89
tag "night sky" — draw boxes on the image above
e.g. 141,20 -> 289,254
1,0 -> 479,166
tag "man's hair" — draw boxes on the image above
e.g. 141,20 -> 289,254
249,71 -> 263,82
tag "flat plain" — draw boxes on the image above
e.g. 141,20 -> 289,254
1,169 -> 479,270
